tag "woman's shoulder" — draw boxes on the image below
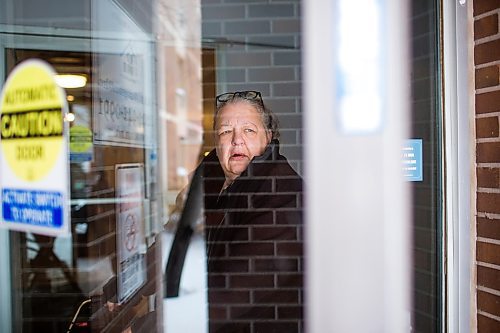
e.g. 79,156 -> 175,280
252,152 -> 301,179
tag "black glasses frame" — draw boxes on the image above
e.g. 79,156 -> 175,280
215,90 -> 263,107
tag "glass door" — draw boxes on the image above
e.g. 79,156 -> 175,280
0,2 -> 163,330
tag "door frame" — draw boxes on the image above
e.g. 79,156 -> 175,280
441,1 -> 475,332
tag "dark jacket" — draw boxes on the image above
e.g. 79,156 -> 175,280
204,140 -> 304,332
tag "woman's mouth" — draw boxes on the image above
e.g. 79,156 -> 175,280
230,153 -> 247,160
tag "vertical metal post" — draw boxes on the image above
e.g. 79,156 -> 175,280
0,31 -> 12,332
303,0 -> 411,331
0,230 -> 12,333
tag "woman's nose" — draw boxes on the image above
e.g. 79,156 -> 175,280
231,129 -> 244,146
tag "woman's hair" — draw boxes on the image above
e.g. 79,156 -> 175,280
214,95 -> 280,140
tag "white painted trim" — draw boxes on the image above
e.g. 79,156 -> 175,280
442,0 -> 475,332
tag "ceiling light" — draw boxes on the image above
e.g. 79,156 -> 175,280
64,112 -> 75,122
55,74 -> 87,89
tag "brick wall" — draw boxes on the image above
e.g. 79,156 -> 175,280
473,0 -> 500,332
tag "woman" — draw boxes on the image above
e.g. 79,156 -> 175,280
166,91 -> 304,332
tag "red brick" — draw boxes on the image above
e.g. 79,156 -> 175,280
276,210 -> 302,225
477,290 -> 500,317
229,274 -> 275,288
206,227 -> 249,241
476,117 -> 500,138
276,177 -> 302,192
477,167 -> 500,188
209,322 -> 250,333
208,274 -> 227,288
475,39 -> 500,65
241,210 -> 274,225
277,242 -> 303,256
251,194 -> 297,208
476,90 -> 500,114
478,313 -> 500,332
253,290 -> 299,304
476,142 -> 500,163
208,290 -> 250,304
229,306 -> 275,319
253,322 -> 299,332
251,226 -> 297,241
208,243 -> 227,257
477,265 -> 500,291
478,217 -> 500,239
475,14 -> 499,40
476,66 -> 500,89
277,306 -> 303,319
277,274 -> 303,288
205,212 -> 225,226
254,258 -> 298,272
209,306 -> 228,320
474,0 -> 500,16
208,259 -> 249,273
477,241 -> 500,266
228,242 -> 274,256
477,192 -> 500,214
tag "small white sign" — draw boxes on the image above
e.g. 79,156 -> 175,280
402,139 -> 423,182
115,164 -> 146,303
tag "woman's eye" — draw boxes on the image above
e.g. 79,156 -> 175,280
219,130 -> 231,135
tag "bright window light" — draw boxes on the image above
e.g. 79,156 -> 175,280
337,0 -> 383,134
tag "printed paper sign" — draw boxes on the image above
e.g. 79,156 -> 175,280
402,139 -> 423,182
0,59 -> 69,236
115,164 -> 146,303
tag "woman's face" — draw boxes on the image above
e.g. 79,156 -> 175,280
215,100 -> 271,182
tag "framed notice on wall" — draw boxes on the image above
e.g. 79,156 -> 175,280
91,0 -> 154,148
115,164 -> 146,303
92,50 -> 147,147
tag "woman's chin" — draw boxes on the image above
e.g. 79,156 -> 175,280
228,161 -> 250,176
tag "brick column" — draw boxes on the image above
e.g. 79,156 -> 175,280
473,0 -> 500,331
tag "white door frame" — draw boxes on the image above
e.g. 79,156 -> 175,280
442,1 -> 475,332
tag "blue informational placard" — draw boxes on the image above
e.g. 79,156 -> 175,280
70,152 -> 93,163
2,189 -> 63,228
402,139 -> 423,182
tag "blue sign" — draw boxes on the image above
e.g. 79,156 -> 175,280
70,152 -> 93,163
402,139 -> 423,182
2,189 -> 63,228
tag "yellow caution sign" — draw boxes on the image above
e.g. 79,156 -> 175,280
70,125 -> 93,153
0,60 -> 65,182
70,125 -> 93,162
